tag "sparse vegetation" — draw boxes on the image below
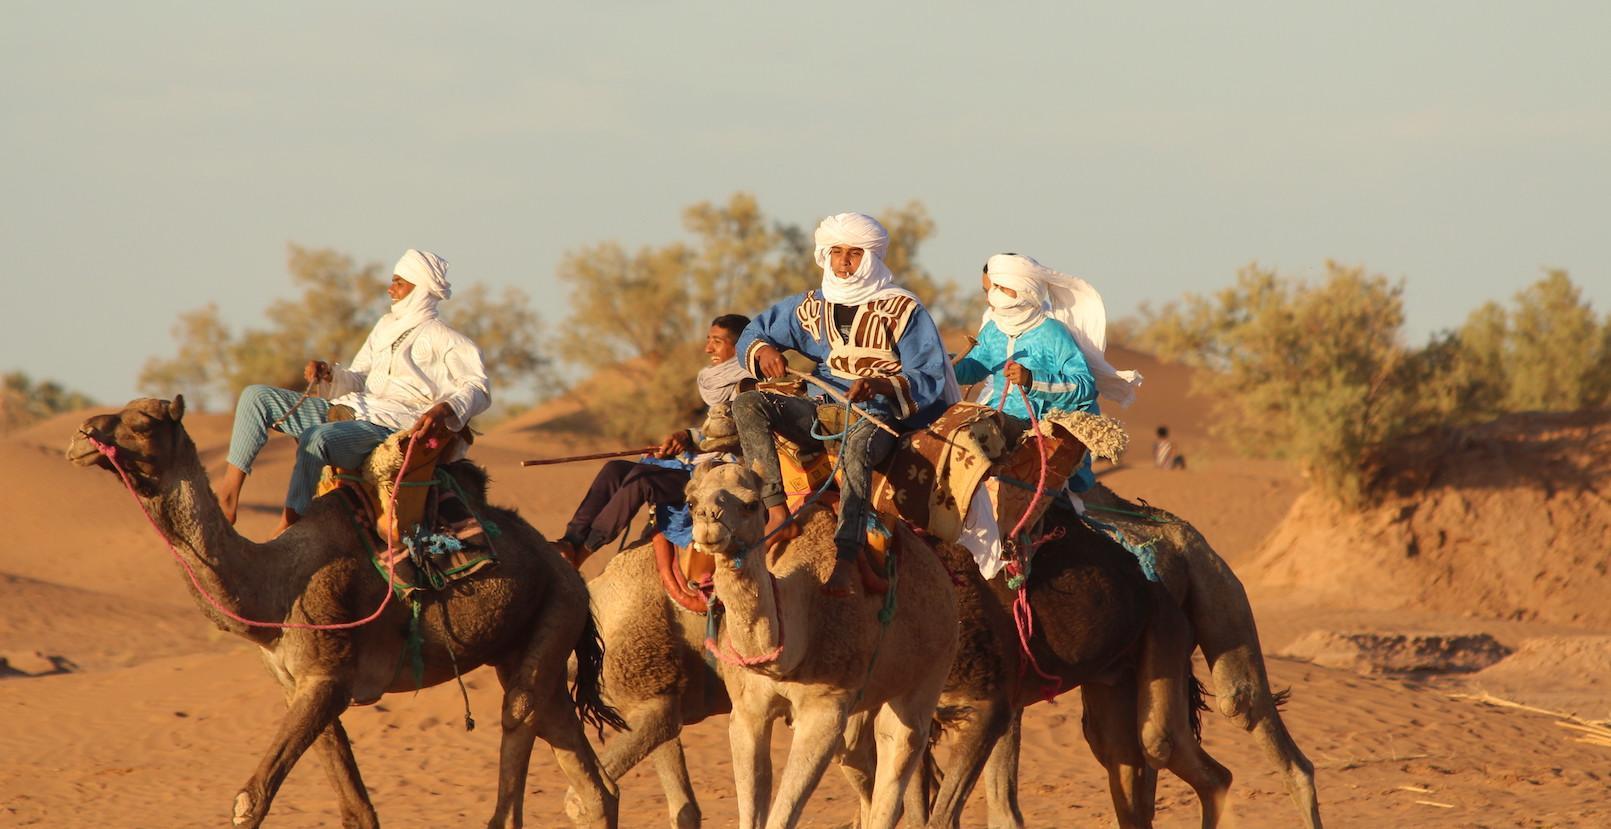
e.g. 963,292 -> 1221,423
1137,264 -> 1609,505
556,192 -> 963,440
0,372 -> 96,434
139,245 -> 550,413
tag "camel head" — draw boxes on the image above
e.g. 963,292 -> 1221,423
67,396 -> 191,497
685,461 -> 767,562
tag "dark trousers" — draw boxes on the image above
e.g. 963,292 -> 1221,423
732,390 -> 896,561
563,460 -> 690,551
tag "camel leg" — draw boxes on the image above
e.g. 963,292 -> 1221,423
592,697 -> 682,791
728,703 -> 776,829
1245,695 -> 1322,829
648,738 -> 702,829
929,700 -> 1013,829
1137,590 -> 1231,829
231,677 -> 349,829
1203,650 -> 1322,828
980,708 -> 1025,829
836,711 -> 877,827
1081,680 -> 1156,829
764,700 -> 851,829
310,716 -> 380,829
488,627 -> 619,829
862,694 -> 936,829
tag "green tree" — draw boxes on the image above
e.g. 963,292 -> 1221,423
557,193 -> 964,440
141,244 -> 547,413
1499,270 -> 1607,411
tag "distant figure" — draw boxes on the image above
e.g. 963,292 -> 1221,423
1154,425 -> 1186,470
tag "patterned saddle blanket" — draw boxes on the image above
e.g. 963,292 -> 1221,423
318,430 -> 499,600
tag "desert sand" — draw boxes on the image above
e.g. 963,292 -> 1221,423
3,351 -> 1608,828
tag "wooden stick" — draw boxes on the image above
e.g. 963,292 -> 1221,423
785,370 -> 902,438
521,447 -> 659,467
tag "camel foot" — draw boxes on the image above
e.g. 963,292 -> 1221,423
231,790 -> 259,828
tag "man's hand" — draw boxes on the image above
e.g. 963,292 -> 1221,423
656,429 -> 692,459
304,360 -> 332,385
756,345 -> 788,380
411,402 -> 455,438
847,377 -> 895,403
1004,362 -> 1033,388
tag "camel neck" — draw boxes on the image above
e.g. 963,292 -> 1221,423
147,448 -> 293,639
712,551 -> 799,674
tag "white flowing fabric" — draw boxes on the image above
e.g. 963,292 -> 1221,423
813,212 -> 913,306
983,253 -> 1143,408
324,249 -> 491,432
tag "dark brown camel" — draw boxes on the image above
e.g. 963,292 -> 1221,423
67,397 -> 625,829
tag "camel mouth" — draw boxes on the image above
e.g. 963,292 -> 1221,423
65,434 -> 110,468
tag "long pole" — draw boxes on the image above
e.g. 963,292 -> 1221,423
784,369 -> 901,437
520,447 -> 659,467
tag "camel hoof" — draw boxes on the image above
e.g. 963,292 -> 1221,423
232,791 -> 256,826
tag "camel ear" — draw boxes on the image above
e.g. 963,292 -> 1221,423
169,395 -> 186,422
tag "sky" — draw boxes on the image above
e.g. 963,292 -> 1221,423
3,1 -> 1607,405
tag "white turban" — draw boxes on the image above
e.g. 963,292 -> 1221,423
812,212 -> 909,306
984,253 -> 1144,408
372,249 -> 450,347
394,249 -> 452,300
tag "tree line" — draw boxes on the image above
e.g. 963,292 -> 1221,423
23,191 -> 1605,511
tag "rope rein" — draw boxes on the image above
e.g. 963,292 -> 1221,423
87,429 -> 426,631
704,396 -> 854,666
994,367 -> 1064,698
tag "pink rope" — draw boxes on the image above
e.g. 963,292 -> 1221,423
704,574 -> 786,667
994,372 -> 1063,698
87,430 -> 425,631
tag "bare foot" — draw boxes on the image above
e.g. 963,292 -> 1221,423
214,487 -> 239,525
271,508 -> 301,538
822,557 -> 858,597
763,504 -> 800,556
213,464 -> 247,525
553,539 -> 588,569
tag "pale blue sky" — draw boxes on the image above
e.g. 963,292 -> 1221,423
4,2 -> 1607,405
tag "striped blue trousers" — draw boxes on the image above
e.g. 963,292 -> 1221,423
226,385 -> 394,514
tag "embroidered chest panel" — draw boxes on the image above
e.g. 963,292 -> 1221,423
795,292 -> 919,380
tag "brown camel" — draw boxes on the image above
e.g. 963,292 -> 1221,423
1070,483 -> 1323,828
687,461 -> 958,829
67,397 -> 625,829
906,503 -> 1231,829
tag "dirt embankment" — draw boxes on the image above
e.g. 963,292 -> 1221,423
1248,410 -> 1611,628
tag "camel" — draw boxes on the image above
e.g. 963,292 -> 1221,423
67,397 -> 625,829
1070,483 -> 1323,828
579,538 -> 730,829
899,502 -> 1229,829
687,461 -> 959,829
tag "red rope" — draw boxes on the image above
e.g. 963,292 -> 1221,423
87,430 -> 425,631
995,370 -> 1062,698
704,570 -> 786,667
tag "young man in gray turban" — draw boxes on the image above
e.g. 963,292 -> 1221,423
213,249 -> 491,534
735,212 -> 958,596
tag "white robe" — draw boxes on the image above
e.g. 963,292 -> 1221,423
323,318 -> 491,432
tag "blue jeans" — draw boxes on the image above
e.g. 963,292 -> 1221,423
226,385 -> 394,513
732,390 -> 896,561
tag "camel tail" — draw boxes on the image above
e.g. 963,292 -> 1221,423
920,705 -> 972,811
1271,685 -> 1293,709
1188,672 -> 1211,742
570,612 -> 628,739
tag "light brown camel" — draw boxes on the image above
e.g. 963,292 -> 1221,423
687,461 -> 958,829
577,539 -> 729,829
67,397 -> 625,829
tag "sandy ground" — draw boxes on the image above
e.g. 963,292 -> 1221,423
3,400 -> 1608,828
